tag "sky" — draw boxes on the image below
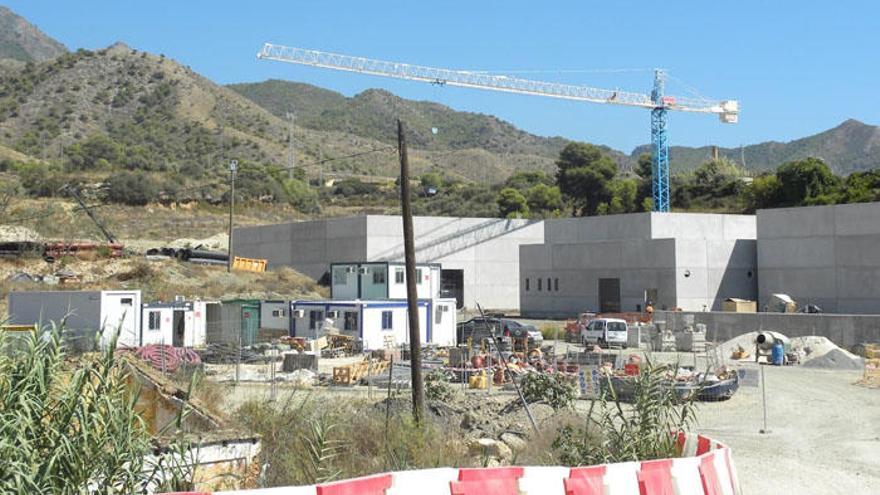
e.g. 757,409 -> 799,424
6,0 -> 879,153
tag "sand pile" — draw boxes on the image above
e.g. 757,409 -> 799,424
716,333 -> 864,370
167,232 -> 228,251
791,336 -> 863,370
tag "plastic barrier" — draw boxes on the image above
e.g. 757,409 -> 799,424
232,256 -> 267,273
164,433 -> 741,495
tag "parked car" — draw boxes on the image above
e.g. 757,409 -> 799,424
456,317 -> 544,347
581,317 -> 628,348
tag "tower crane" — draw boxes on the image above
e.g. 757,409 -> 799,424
257,43 -> 738,212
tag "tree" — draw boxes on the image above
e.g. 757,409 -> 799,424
106,171 -> 159,206
419,171 -> 443,190
634,152 -> 653,210
555,142 -> 617,216
526,183 -> 563,217
775,157 -> 840,206
744,174 -> 782,212
496,187 -> 529,218
504,170 -> 553,191
606,179 -> 638,214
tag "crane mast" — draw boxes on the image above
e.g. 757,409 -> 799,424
257,43 -> 739,212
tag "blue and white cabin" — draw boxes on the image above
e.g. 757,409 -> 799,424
289,298 -> 456,350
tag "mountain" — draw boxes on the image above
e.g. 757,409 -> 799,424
0,6 -> 67,64
229,79 -> 632,174
631,119 -> 880,175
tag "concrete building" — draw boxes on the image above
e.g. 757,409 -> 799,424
233,216 -> 544,311
520,213 -> 757,317
757,201 -> 880,314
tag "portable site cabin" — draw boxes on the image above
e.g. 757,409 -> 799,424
289,298 -> 457,350
7,290 -> 142,349
330,262 -> 441,301
141,300 -> 218,348
205,299 -> 261,347
259,300 -> 289,340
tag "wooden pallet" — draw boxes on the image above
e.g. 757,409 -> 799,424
332,359 -> 390,385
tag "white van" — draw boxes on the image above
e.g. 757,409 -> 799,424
581,318 -> 629,348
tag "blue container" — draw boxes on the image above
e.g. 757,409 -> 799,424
771,342 -> 785,366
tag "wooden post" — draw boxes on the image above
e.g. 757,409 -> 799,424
398,120 -> 425,424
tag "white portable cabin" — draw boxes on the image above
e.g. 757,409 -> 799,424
330,262 -> 441,301
289,298 -> 457,350
7,290 -> 142,348
141,300 -> 217,348
259,300 -> 289,332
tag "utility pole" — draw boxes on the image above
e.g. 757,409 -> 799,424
287,110 -> 296,180
227,160 -> 237,273
398,119 -> 424,424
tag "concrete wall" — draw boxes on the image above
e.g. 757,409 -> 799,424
235,215 -> 544,311
233,217 -> 368,280
758,202 -> 880,314
365,216 -> 544,311
656,310 -> 880,348
520,238 -> 678,318
520,213 -> 758,317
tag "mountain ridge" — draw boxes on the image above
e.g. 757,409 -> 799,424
0,6 -> 67,64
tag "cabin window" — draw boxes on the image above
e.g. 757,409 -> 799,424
373,270 -> 386,284
395,268 -> 404,284
416,268 -> 423,284
344,311 -> 359,331
148,311 -> 160,331
435,306 -> 443,324
381,311 -> 393,330
333,268 -> 347,284
309,310 -> 324,330
272,309 -> 285,317
121,298 -> 133,306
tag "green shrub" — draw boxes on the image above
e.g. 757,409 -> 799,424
539,325 -> 562,341
425,370 -> 456,402
552,360 -> 697,465
106,170 -> 159,205
520,372 -> 576,410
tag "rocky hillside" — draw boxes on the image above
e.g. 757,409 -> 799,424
631,119 -> 880,175
0,6 -> 67,64
230,79 -> 633,173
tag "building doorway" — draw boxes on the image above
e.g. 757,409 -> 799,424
441,269 -> 464,309
172,310 -> 185,347
599,278 -> 621,313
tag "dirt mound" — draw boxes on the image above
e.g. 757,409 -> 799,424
801,347 -> 864,370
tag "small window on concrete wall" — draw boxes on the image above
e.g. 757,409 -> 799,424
554,278 -> 559,291
525,278 -> 530,291
538,278 -> 542,291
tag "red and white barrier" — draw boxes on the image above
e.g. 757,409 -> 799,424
160,433 -> 741,495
